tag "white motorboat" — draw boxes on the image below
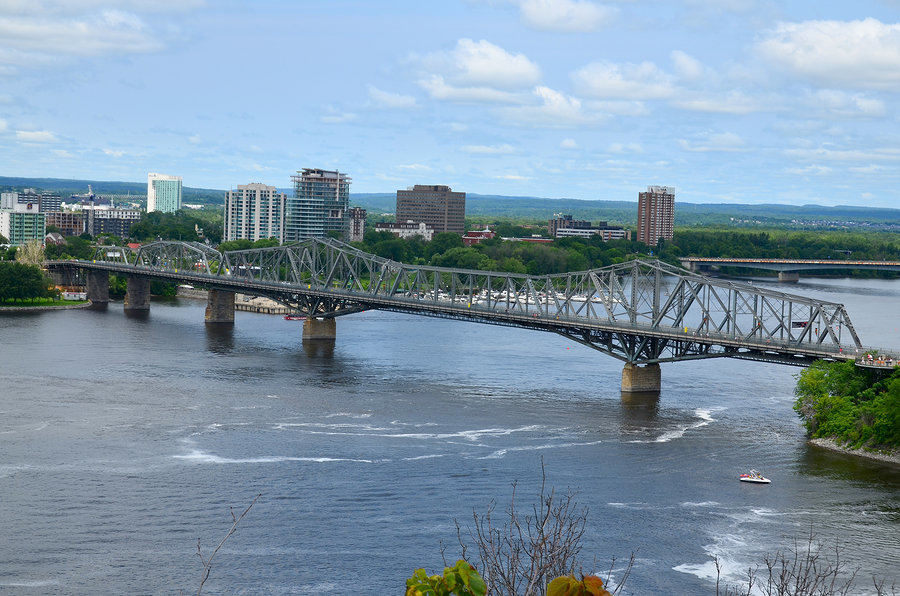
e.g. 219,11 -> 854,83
739,470 -> 771,484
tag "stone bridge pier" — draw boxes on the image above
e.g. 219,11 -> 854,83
621,362 -> 661,393
124,276 -> 151,310
778,271 -> 800,282
205,289 -> 235,323
86,270 -> 109,304
302,317 -> 337,341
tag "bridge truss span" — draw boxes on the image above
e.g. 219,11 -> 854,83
52,238 -> 867,366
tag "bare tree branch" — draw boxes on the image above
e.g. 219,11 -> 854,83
196,493 -> 261,596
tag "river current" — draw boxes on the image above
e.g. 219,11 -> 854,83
1,277 -> 898,594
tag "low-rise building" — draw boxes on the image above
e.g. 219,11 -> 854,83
374,220 -> 435,241
462,228 -> 495,246
549,214 -> 630,241
45,232 -> 65,245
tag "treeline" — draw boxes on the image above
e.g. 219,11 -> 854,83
352,230 -> 651,275
0,262 -> 59,303
129,210 -> 223,244
657,229 -> 900,261
349,228 -> 900,277
795,360 -> 900,450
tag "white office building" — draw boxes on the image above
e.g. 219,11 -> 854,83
147,173 -> 183,213
224,183 -> 287,243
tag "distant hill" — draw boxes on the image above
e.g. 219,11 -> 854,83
2,176 -> 898,227
0,176 -> 226,205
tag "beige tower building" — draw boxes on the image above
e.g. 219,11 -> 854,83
636,186 -> 675,246
224,183 -> 286,243
396,185 -> 465,235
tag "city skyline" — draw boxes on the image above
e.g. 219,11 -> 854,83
1,1 -> 899,207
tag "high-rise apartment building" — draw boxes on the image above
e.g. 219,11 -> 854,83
396,185 -> 465,235
348,207 -> 367,242
147,173 -> 183,213
286,168 -> 350,242
224,183 -> 287,243
636,185 -> 675,246
0,202 -> 45,245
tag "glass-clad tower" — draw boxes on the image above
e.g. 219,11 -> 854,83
286,168 -> 350,242
147,173 -> 183,213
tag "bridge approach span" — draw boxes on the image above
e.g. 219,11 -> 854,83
48,239 -> 877,391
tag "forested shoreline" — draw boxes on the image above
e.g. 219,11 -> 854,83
794,361 -> 900,454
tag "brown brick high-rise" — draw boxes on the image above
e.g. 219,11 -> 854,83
396,185 -> 465,235
637,186 -> 675,246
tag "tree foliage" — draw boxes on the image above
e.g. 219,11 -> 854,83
0,262 -> 57,303
794,361 -> 900,449
406,560 -> 487,596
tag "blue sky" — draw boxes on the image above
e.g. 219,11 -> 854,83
1,0 -> 899,207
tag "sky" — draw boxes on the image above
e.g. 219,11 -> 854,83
1,0 -> 899,207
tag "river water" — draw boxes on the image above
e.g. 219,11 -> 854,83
1,277 -> 898,594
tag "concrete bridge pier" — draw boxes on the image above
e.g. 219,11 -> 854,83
778,271 -> 800,282
205,290 -> 235,323
621,362 -> 661,393
303,317 -> 337,341
124,276 -> 151,310
86,270 -> 109,304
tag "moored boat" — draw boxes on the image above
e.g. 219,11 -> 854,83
284,314 -> 306,321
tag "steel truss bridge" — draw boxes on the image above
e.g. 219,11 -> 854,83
680,257 -> 900,274
48,238 -> 874,367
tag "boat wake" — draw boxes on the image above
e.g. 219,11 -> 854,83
629,408 -> 719,443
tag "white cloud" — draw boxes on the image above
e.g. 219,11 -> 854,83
672,91 -> 765,114
560,138 -> 578,149
670,50 -> 704,81
784,164 -> 832,175
758,19 -> 900,90
0,10 -> 161,63
503,86 -> 599,127
103,148 -> 124,157
849,164 -> 883,174
678,132 -> 745,152
419,39 -> 540,91
16,129 -> 57,142
188,134 -> 201,144
51,148 -> 72,157
462,143 -> 516,154
572,61 -> 675,99
608,142 -> 642,153
419,75 -> 522,103
320,108 -> 357,124
495,173 -> 531,181
586,99 -> 648,116
517,0 -> 616,32
808,90 -> 886,118
784,147 -> 900,162
368,85 -> 417,109
0,118 -> 7,132
397,163 -> 432,171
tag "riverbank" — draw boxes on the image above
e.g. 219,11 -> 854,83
0,301 -> 92,312
809,438 -> 900,466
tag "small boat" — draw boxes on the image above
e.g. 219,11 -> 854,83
739,470 -> 771,484
284,314 -> 306,321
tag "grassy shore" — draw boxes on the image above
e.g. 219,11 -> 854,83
0,298 -> 90,308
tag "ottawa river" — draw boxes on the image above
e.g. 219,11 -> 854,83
1,277 -> 898,594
